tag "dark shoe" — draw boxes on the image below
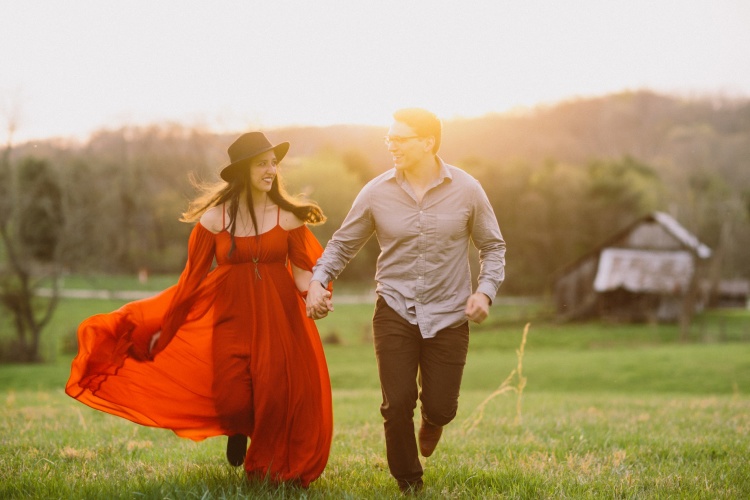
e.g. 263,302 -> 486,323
418,417 -> 443,457
398,478 -> 423,494
226,434 -> 247,466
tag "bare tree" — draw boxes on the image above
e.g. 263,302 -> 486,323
0,100 -> 62,362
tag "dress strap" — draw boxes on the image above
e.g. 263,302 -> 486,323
222,204 -> 226,230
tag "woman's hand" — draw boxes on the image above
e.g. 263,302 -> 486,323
306,281 -> 333,319
149,331 -> 161,354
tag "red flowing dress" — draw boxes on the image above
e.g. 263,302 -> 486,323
66,215 -> 333,487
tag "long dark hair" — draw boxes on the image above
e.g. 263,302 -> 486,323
181,158 -> 325,255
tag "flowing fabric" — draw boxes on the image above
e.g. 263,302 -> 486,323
66,221 -> 333,487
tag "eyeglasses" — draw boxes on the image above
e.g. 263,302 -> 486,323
383,135 -> 422,146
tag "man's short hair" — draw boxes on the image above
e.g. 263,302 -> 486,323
393,108 -> 442,154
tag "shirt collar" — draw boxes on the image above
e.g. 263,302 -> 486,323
387,156 -> 452,184
436,156 -> 452,181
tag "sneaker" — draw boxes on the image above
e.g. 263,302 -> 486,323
226,434 -> 247,466
418,417 -> 443,457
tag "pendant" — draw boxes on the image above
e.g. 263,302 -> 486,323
252,257 -> 262,280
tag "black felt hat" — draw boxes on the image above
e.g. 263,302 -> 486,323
220,132 -> 290,181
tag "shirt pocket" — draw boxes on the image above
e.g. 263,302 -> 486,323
436,212 -> 469,241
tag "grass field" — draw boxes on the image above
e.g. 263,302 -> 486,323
1,285 -> 749,498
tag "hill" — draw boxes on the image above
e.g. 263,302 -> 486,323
6,91 -> 750,293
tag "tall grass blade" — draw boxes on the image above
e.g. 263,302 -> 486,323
461,322 -> 529,434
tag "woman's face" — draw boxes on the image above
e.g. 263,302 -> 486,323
247,150 -> 278,195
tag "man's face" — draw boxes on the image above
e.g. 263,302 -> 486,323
385,121 -> 431,171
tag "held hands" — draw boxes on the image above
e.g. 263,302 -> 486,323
306,280 -> 334,320
465,292 -> 491,324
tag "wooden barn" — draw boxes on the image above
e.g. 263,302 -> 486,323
553,212 -> 712,323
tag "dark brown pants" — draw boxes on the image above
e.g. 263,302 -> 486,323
372,296 -> 470,484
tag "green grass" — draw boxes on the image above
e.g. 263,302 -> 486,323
2,389 -> 748,498
58,273 -> 180,292
1,290 -> 750,498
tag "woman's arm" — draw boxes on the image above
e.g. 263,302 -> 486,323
291,265 -> 313,294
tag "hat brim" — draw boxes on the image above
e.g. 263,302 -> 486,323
220,142 -> 290,181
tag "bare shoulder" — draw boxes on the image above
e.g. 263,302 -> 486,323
199,206 -> 225,234
279,209 -> 305,231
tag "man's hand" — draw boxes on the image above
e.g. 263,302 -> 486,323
306,280 -> 334,320
465,292 -> 491,324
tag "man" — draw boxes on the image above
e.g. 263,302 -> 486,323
306,108 -> 505,493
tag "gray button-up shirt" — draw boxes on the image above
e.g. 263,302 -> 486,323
312,157 -> 506,338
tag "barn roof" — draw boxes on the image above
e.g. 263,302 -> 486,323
651,212 -> 712,259
552,211 -> 712,282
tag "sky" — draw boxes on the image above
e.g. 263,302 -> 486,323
1,0 -> 749,143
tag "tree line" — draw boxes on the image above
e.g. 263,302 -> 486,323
2,90 -> 749,360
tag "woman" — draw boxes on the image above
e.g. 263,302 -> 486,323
66,132 -> 333,487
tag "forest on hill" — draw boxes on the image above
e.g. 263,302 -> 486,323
4,90 -> 750,295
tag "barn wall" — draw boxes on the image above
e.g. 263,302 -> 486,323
555,254 -> 599,319
622,222 -> 684,250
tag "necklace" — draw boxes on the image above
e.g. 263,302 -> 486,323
251,196 -> 268,281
